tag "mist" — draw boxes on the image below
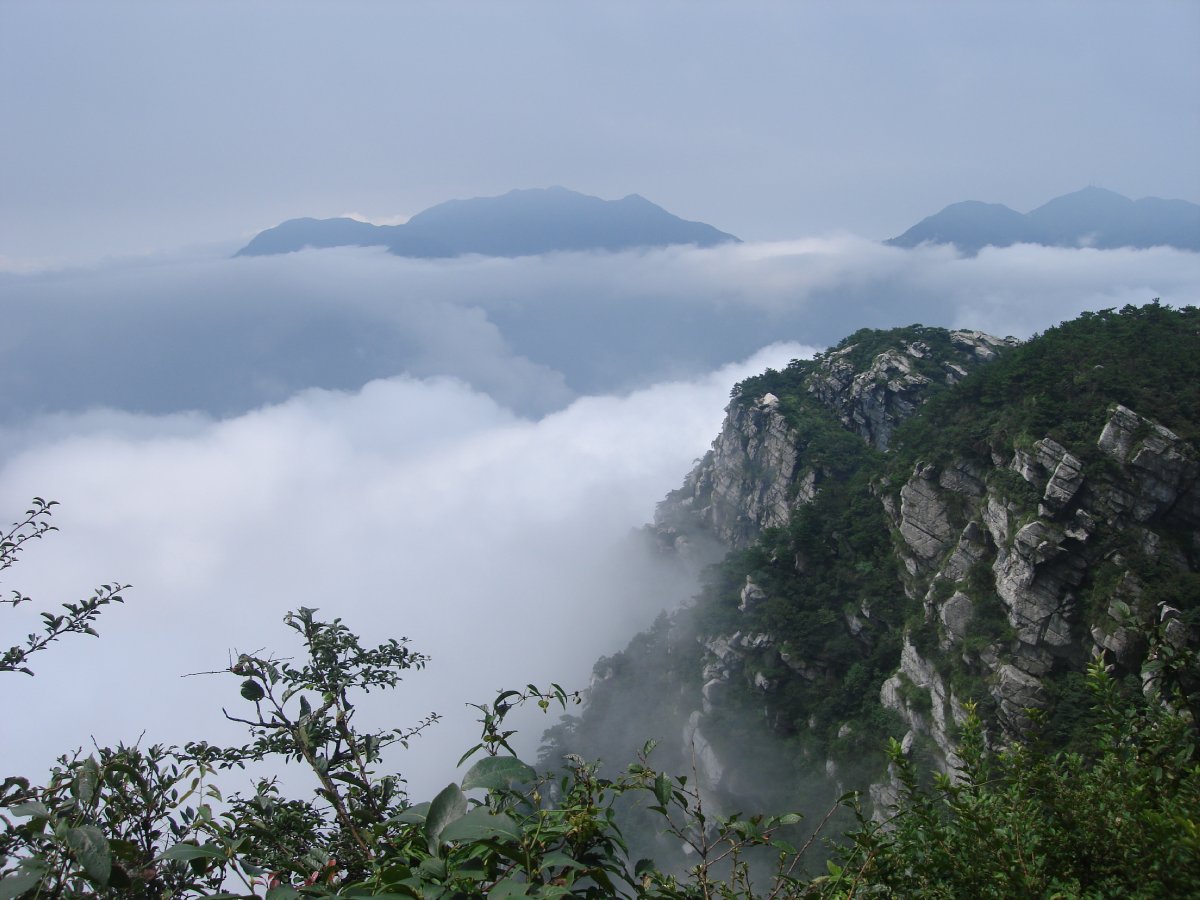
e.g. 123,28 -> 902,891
2,237 -> 1197,800
0,345 -> 809,799
2,239 -> 1197,424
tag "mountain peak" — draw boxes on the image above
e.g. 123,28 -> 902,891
235,188 -> 739,258
1054,184 -> 1129,201
888,187 -> 1199,254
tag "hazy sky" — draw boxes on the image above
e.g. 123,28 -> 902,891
2,1 -> 1198,265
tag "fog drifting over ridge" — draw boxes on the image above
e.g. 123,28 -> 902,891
1,238 -> 1198,798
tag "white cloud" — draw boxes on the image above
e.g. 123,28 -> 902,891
2,236 -> 1197,800
4,240 -> 1196,428
0,344 -> 810,799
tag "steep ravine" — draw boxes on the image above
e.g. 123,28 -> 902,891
543,305 -> 1200,830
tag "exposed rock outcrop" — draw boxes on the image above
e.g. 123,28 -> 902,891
882,402 -> 1200,771
1098,405 -> 1200,526
682,710 -> 726,793
655,329 -> 1016,551
808,332 -> 1017,451
655,396 -> 805,551
561,310 -> 1200,833
679,392 -> 1200,790
879,636 -> 971,772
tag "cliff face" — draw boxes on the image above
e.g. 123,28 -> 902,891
553,306 -> 1200,821
654,398 -> 806,552
654,329 -> 1018,552
805,330 -> 1015,451
877,405 -> 1200,782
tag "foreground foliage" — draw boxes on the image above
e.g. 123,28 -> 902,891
1,498 -> 126,676
4,393 -> 1199,898
827,655 -> 1200,898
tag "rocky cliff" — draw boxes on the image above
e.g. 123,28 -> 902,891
546,304 -> 1200,824
653,328 -> 1018,552
873,403 -> 1200,803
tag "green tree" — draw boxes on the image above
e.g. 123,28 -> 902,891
823,625 -> 1200,898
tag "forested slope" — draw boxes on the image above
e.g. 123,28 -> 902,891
548,303 -> 1200,827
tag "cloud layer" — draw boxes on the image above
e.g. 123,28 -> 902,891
0,346 -> 807,797
3,240 -> 1197,425
2,238 -> 1197,798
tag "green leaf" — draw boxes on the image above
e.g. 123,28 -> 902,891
0,872 -> 42,900
634,857 -> 656,876
455,743 -> 485,768
158,842 -> 227,862
372,861 -> 415,886
390,801 -> 430,825
266,887 -> 302,900
240,679 -> 265,702
5,801 -> 49,820
440,806 -> 521,843
487,879 -> 530,898
63,824 -> 111,885
71,756 -> 100,805
107,838 -> 142,863
417,856 -> 447,880
540,851 -> 586,871
654,773 -> 672,807
461,756 -> 536,791
424,783 -> 467,854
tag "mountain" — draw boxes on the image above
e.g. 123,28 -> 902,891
546,303 -> 1200,833
887,186 -> 1200,254
235,187 -> 740,258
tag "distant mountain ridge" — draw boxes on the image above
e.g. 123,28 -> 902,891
235,186 -> 740,258
887,186 -> 1200,254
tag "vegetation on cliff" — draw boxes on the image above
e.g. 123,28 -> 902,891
544,302 -> 1200,889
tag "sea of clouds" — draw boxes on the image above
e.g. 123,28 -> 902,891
2,238 -> 1197,798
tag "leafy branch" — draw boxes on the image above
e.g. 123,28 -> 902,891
1,499 -> 128,676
